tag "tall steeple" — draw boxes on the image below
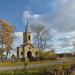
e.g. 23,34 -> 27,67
23,20 -> 32,45
23,20 -> 28,45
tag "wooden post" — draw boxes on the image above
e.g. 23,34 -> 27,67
54,70 -> 57,75
62,70 -> 64,75
68,69 -> 71,75
54,69 -> 57,75
55,69 -> 58,75
57,70 -> 60,75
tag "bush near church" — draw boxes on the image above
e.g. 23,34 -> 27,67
36,50 -> 57,60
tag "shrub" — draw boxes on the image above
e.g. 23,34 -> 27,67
36,50 -> 57,60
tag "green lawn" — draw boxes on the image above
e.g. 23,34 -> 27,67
0,62 -> 24,67
0,57 -> 74,67
0,60 -> 57,67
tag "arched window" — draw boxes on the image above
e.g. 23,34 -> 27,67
21,51 -> 23,55
28,35 -> 30,40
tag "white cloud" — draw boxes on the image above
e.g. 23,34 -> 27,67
23,11 -> 42,25
23,11 -> 32,19
12,32 -> 23,49
23,0 -> 75,32
22,0 -> 75,53
12,31 -> 75,53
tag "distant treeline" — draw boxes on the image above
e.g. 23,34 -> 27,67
57,53 -> 75,57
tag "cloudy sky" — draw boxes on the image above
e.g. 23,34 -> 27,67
0,0 -> 75,53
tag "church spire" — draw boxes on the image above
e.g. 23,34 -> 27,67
23,19 -> 28,45
25,19 -> 28,33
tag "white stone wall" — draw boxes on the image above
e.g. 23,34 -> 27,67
18,44 -> 38,59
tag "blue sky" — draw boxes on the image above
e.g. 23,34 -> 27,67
0,0 -> 29,31
0,0 -> 53,31
1,0 -> 75,53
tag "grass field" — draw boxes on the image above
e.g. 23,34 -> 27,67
0,58 -> 60,67
0,60 -> 56,67
0,57 -> 74,75
0,64 -> 74,75
0,57 -> 74,67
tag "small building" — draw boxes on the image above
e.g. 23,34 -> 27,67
17,32 -> 38,61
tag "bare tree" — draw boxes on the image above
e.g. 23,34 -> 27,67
30,24 -> 51,50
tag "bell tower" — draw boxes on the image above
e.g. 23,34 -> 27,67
23,32 -> 32,44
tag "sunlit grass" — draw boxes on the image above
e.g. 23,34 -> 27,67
0,60 -> 57,67
0,57 -> 74,67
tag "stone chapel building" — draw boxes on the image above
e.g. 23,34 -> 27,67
17,32 -> 38,60
17,22 -> 38,60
